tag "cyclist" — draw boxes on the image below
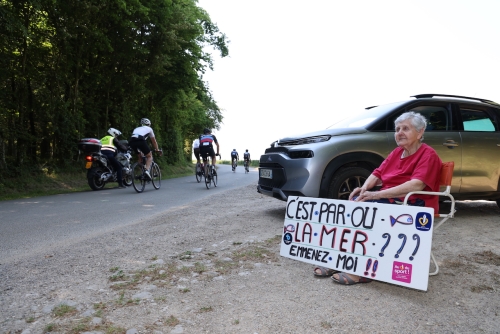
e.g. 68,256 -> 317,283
101,128 -> 128,188
199,128 -> 220,175
193,138 -> 201,172
243,149 -> 251,169
129,118 -> 162,180
231,149 -> 239,170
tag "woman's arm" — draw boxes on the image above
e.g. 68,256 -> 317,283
355,179 -> 425,202
349,174 -> 382,200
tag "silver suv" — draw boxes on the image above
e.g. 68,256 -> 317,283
258,94 -> 500,208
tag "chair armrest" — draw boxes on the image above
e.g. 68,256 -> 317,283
403,185 -> 455,218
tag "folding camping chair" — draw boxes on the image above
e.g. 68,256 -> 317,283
403,161 -> 455,276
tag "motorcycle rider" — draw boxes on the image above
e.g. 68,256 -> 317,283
129,118 -> 162,180
101,128 -> 128,188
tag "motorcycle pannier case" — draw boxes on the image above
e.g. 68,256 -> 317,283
78,138 -> 102,153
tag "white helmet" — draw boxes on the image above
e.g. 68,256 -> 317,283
108,128 -> 122,138
141,118 -> 151,126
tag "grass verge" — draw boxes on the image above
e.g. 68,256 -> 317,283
217,159 -> 259,167
0,162 -> 195,201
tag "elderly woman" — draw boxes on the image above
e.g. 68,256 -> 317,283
314,111 -> 442,285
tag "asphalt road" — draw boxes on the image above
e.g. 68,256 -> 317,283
0,164 -> 258,264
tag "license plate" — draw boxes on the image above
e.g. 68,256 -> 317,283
85,162 -> 92,169
260,168 -> 272,179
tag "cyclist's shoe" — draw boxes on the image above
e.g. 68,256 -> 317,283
144,170 -> 152,180
212,166 -> 217,175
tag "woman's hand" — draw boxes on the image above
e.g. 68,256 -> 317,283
353,190 -> 379,202
348,174 -> 380,201
349,187 -> 363,200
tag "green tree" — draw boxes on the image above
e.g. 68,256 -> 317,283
0,0 -> 228,171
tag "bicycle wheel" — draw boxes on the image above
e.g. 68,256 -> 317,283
151,163 -> 161,189
131,162 -> 146,193
245,162 -> 249,174
195,164 -> 202,183
205,165 -> 212,189
212,169 -> 217,187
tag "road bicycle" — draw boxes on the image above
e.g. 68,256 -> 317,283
202,153 -> 220,189
231,158 -> 237,172
244,160 -> 249,174
131,150 -> 162,193
195,161 -> 205,183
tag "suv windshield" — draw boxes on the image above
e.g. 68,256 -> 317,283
328,101 -> 406,129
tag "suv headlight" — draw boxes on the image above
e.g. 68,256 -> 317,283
288,150 -> 314,159
279,135 -> 331,146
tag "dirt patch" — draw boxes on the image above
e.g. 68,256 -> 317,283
1,186 -> 500,333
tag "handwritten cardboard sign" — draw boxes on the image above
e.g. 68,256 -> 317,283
280,197 -> 435,291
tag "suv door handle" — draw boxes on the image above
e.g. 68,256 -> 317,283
443,140 -> 459,147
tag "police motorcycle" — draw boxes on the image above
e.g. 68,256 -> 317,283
78,135 -> 133,190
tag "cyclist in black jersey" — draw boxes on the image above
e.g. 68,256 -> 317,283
231,149 -> 239,170
199,128 -> 220,173
243,149 -> 251,168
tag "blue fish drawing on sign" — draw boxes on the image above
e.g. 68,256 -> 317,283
390,214 -> 413,227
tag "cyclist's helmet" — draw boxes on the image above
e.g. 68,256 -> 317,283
108,128 -> 122,138
203,128 -> 211,134
246,149 -> 248,152
233,149 -> 236,151
141,118 -> 151,126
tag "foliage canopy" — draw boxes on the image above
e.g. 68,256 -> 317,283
0,0 -> 228,168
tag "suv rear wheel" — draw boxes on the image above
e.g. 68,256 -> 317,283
327,167 -> 371,200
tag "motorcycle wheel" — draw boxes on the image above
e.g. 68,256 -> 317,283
87,168 -> 106,190
123,170 -> 133,187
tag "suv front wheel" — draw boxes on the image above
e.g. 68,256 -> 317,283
327,167 -> 371,200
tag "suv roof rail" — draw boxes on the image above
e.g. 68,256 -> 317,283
412,93 -> 499,106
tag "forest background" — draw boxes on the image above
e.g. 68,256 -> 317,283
0,0 -> 228,183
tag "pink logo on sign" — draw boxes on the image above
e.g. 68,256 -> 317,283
392,261 -> 412,284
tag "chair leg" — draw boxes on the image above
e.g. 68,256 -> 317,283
429,251 -> 439,276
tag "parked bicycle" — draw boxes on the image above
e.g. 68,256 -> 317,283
202,153 -> 220,189
195,161 -> 205,183
131,150 -> 162,193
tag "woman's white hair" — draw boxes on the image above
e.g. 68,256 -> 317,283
394,111 -> 428,142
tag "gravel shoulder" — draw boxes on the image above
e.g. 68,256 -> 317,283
1,184 -> 500,333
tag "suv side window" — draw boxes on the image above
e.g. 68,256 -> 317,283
460,108 -> 495,132
409,106 -> 449,131
381,105 -> 451,131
